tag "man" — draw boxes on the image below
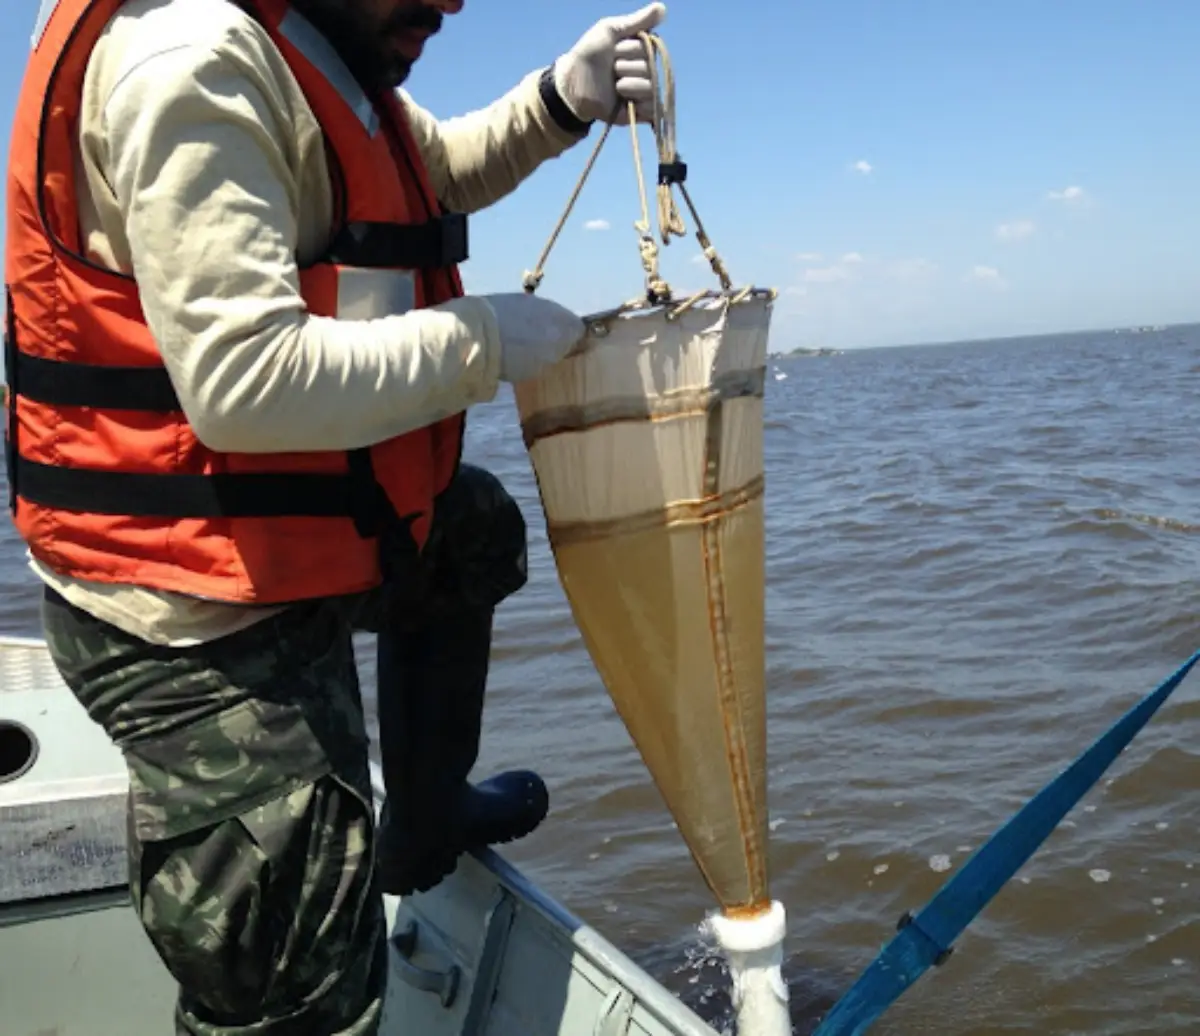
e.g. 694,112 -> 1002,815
4,0 -> 666,1031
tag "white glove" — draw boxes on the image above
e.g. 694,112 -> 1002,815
482,293 -> 586,384
553,3 -> 667,125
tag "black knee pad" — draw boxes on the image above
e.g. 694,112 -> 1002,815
423,463 -> 528,612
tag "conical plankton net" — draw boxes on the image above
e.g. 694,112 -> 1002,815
514,34 -> 778,917
516,298 -> 772,913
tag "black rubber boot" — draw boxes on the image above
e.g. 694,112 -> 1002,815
374,603 -> 549,896
374,465 -> 547,897
376,775 -> 550,896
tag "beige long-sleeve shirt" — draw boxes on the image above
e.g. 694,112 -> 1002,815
30,0 -> 584,644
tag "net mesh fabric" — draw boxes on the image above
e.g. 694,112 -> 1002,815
514,293 -> 773,914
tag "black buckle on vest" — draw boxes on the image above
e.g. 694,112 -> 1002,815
346,447 -> 392,539
328,212 -> 469,270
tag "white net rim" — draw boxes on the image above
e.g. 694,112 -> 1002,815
579,285 -> 777,338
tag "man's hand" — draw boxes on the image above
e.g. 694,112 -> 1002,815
482,293 -> 586,384
553,4 -> 667,126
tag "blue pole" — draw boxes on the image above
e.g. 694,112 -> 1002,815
813,649 -> 1200,1036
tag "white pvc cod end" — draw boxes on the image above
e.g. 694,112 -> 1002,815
707,900 -> 791,1036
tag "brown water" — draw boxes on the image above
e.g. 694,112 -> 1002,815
3,324 -> 1200,1034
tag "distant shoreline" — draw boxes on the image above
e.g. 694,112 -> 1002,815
768,319 -> 1200,356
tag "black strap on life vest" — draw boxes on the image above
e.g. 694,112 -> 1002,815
12,458 -> 364,519
328,212 -> 467,269
2,210 -> 468,528
11,351 -> 182,412
4,288 -> 18,514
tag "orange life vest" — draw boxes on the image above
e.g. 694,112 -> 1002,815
4,0 -> 468,604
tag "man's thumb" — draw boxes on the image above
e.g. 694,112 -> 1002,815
607,2 -> 667,38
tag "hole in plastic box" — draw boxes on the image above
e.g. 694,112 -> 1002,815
0,720 -> 39,784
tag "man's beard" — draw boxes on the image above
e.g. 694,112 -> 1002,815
292,1 -> 443,90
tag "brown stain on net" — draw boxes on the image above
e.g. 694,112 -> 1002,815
536,365 -> 771,916
698,391 -> 770,916
521,368 -> 767,450
546,478 -> 764,547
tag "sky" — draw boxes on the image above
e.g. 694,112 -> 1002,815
5,0 -> 1200,349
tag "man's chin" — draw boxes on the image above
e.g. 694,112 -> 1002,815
383,57 -> 416,89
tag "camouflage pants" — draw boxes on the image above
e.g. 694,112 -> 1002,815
43,587 -> 386,1035
40,463 -> 528,1036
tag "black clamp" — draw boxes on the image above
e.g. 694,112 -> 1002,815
657,159 -> 688,186
896,910 -> 955,967
438,211 -> 469,268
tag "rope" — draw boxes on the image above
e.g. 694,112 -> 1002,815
522,31 -> 737,304
642,34 -> 685,246
624,32 -> 680,302
522,114 -> 618,294
625,93 -> 671,303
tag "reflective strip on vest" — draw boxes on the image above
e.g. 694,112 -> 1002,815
337,268 -> 416,321
31,0 -> 59,48
278,8 -> 379,136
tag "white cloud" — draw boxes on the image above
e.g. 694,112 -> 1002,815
795,252 -> 823,263
1047,185 -> 1086,204
583,218 -> 611,231
797,252 -> 936,288
885,257 -> 939,281
852,159 -> 873,174
804,264 -> 854,284
996,219 -> 1036,242
964,264 -> 1006,288
779,253 -> 944,345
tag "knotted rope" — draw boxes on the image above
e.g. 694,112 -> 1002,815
522,32 -> 735,305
